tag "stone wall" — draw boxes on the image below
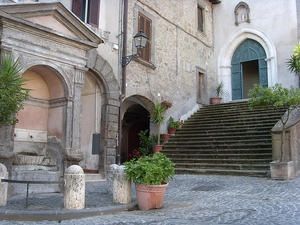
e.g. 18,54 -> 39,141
125,0 -> 214,131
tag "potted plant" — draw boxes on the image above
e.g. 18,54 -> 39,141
151,102 -> 167,152
167,117 -> 180,135
210,82 -> 224,104
124,153 -> 175,210
249,84 -> 300,179
0,54 -> 28,166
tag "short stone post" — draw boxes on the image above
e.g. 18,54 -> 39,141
64,165 -> 85,209
110,164 -> 131,204
0,163 -> 8,206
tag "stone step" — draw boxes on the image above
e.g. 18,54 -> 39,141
181,119 -> 279,128
165,139 -> 272,148
193,107 -> 284,115
173,130 -> 270,137
85,173 -> 105,182
164,153 -> 272,159
162,147 -> 272,154
178,123 -> 276,131
185,115 -> 282,124
175,168 -> 269,177
168,135 -> 271,142
174,162 -> 269,170
172,158 -> 271,164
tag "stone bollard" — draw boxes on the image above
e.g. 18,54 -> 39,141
64,165 -> 85,209
0,163 -> 8,206
110,164 -> 131,204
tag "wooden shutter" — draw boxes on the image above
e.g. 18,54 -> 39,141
198,6 -> 204,32
72,0 -> 85,21
138,13 -> 152,62
88,0 -> 100,27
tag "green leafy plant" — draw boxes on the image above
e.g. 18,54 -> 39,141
216,82 -> 224,97
249,84 -> 300,161
167,117 -> 180,129
288,44 -> 300,74
151,103 -> 167,145
124,153 -> 175,185
138,130 -> 156,156
0,54 -> 29,125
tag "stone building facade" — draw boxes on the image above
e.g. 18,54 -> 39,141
213,0 -> 300,101
2,0 -> 300,185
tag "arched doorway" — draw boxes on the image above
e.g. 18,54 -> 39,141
121,104 -> 150,162
80,71 -> 105,173
231,39 -> 268,99
15,65 -> 66,171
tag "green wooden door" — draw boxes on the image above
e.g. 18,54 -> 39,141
231,39 -> 267,100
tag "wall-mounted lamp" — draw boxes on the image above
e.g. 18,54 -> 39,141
122,31 -> 148,66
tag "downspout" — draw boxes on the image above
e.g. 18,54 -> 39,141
117,0 -> 128,165
122,0 -> 128,97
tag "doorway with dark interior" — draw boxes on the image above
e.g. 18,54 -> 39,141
121,104 -> 150,163
242,60 -> 259,98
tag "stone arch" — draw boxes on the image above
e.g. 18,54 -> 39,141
87,53 -> 120,171
14,64 -> 68,175
121,95 -> 155,162
218,28 -> 277,101
19,60 -> 71,98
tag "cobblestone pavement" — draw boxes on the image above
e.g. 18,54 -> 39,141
1,175 -> 300,225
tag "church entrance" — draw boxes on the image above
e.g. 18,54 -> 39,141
231,39 -> 268,100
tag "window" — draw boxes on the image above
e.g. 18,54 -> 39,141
137,12 -> 152,62
72,0 -> 100,27
197,5 -> 204,32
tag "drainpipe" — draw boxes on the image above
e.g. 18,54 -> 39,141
116,0 -> 128,165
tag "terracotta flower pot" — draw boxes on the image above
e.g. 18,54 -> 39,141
135,183 -> 168,210
153,145 -> 163,153
162,133 -> 171,144
168,128 -> 176,135
210,97 -> 222,105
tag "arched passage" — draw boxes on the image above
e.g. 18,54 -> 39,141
231,39 -> 267,99
121,95 -> 154,162
80,71 -> 105,172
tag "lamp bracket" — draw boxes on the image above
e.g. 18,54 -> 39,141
122,54 -> 137,67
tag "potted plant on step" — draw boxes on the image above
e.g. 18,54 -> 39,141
124,153 -> 175,210
151,102 -> 167,152
167,117 -> 180,135
249,84 -> 300,180
210,82 -> 224,105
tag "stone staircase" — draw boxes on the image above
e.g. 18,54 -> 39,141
162,101 -> 286,177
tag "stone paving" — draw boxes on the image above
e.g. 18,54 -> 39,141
1,175 -> 300,225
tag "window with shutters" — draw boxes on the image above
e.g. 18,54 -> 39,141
137,12 -> 152,62
72,0 -> 100,27
197,5 -> 204,32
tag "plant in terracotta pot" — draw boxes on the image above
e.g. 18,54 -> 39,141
210,82 -> 224,104
151,102 -> 167,152
167,117 -> 180,135
124,153 -> 175,210
249,84 -> 300,179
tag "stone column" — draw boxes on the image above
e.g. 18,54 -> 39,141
64,165 -> 85,209
0,163 -> 8,206
110,164 -> 131,204
64,68 -> 86,167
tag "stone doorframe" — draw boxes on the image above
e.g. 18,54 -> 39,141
87,53 -> 120,174
217,28 -> 277,102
